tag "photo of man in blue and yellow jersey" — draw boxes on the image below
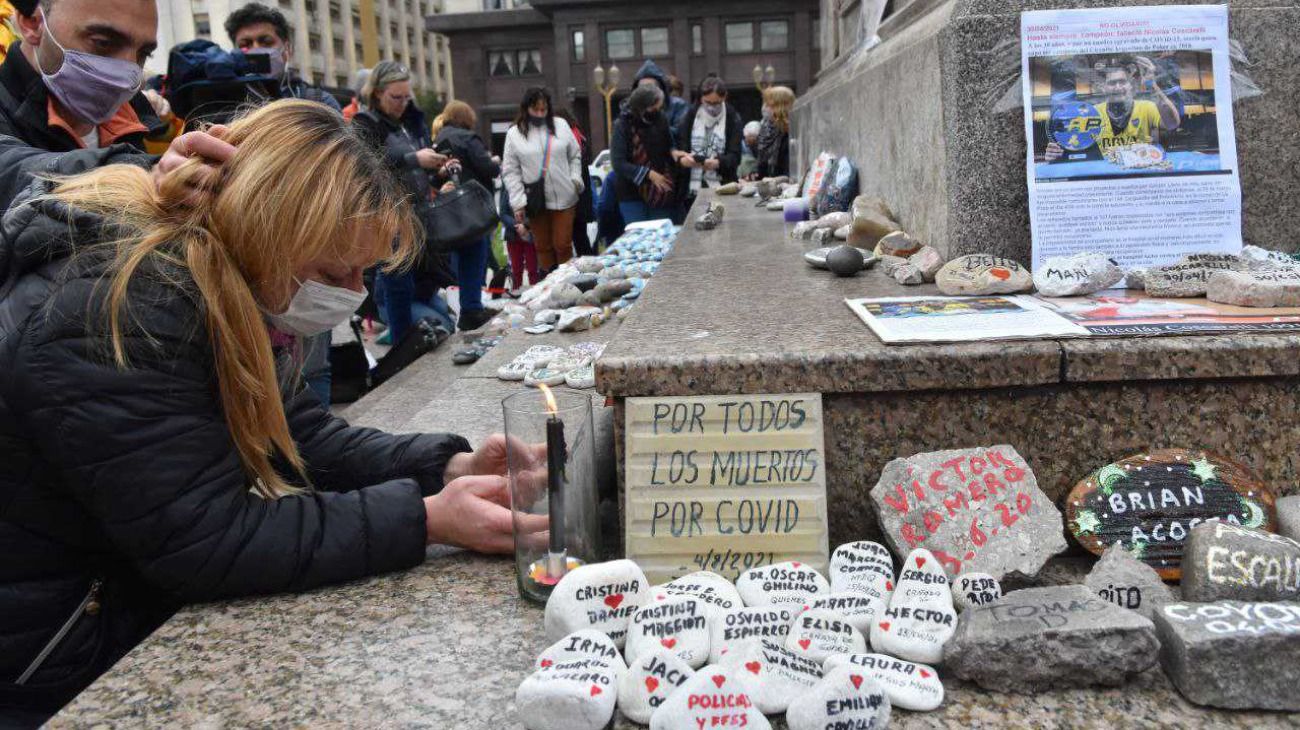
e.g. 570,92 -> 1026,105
1045,56 -> 1181,161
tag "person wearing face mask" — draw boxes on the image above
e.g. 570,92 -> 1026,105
673,74 -> 742,216
224,2 -> 340,112
610,83 -> 678,225
501,86 -> 584,274
755,85 -> 794,179
0,101 -> 530,722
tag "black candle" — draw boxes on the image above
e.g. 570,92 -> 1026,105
546,412 -> 567,573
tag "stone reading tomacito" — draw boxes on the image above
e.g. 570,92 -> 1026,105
1065,448 -> 1275,580
869,445 -> 1066,580
648,665 -> 771,730
1180,521 -> 1300,603
617,649 -> 696,724
823,653 -> 944,711
1154,600 -> 1300,711
543,559 -> 650,648
942,585 -> 1159,693
1084,544 -> 1174,620
785,666 -> 891,730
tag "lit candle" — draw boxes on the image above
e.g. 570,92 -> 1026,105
538,384 -> 568,581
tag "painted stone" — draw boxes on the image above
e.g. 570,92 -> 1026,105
556,307 -> 602,332
834,225 -> 850,240
1065,448 -> 1276,580
617,649 -> 696,724
648,665 -> 770,730
515,656 -> 619,730
534,629 -> 627,679
869,445 -> 1067,580
572,256 -> 604,274
908,245 -> 946,282
594,279 -> 634,302
823,653 -> 944,712
869,549 -> 957,663
724,639 -> 824,714
716,182 -> 741,195
1279,495 -> 1300,542
518,344 -> 565,365
566,274 -> 599,292
785,666 -> 891,730
543,559 -> 650,648
1154,600 -> 1300,711
654,571 -> 745,622
806,592 -> 887,634
523,323 -> 555,335
533,310 -> 563,325
694,201 -> 725,231
625,595 -> 712,669
1240,244 -> 1300,270
951,573 -> 1002,613
785,608 -> 867,663
547,282 -> 583,308
875,230 -> 923,258
935,255 -> 1033,296
524,367 -> 567,387
497,360 -> 532,381
1181,521 -> 1300,603
739,183 -> 758,197
829,541 -> 894,595
735,561 -> 829,607
564,363 -> 595,389
810,227 -> 836,245
1142,253 -> 1245,298
942,585 -> 1159,692
826,245 -> 866,277
888,548 -> 951,607
1033,252 -> 1124,297
1084,544 -> 1174,620
707,606 -> 799,664
1206,269 -> 1300,308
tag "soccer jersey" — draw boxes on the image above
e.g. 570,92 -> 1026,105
1095,100 -> 1162,153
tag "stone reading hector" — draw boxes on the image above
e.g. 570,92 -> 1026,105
869,445 -> 1066,580
1065,449 -> 1276,580
869,548 -> 958,664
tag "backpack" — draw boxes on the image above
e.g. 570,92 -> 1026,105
164,39 -> 281,126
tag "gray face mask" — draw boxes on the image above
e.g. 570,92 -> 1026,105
243,47 -> 288,79
35,9 -> 143,125
266,279 -> 366,336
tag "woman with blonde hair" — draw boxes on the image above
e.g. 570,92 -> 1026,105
0,100 -> 534,717
755,85 -> 795,179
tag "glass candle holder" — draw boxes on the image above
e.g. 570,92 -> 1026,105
502,386 -> 600,603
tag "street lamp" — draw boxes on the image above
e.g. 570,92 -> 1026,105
752,63 -> 776,92
593,63 -> 621,146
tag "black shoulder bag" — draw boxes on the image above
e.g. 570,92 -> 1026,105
421,176 -> 500,251
524,132 -> 553,218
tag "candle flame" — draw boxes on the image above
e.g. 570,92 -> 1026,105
538,382 -> 559,415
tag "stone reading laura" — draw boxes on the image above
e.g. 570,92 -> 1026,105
1065,449 -> 1276,580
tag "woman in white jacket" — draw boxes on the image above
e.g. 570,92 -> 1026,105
501,87 -> 584,272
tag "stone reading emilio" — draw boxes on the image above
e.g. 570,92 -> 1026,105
1066,449 -> 1276,580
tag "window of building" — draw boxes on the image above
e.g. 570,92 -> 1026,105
333,38 -> 344,55
759,20 -> 789,51
691,24 -> 703,55
572,29 -> 585,62
194,12 -> 211,37
489,50 -> 516,77
640,27 -> 668,57
304,0 -> 315,12
812,18 -> 821,50
488,48 -> 542,76
724,22 -> 753,53
605,29 -> 635,60
517,49 -> 542,75
329,0 -> 340,20
309,34 -> 321,51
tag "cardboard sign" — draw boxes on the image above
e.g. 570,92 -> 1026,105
624,393 -> 829,584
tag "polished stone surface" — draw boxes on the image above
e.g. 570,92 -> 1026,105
52,552 -> 1300,728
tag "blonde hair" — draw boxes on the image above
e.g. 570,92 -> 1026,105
763,85 -> 795,134
51,100 -> 419,498
430,113 -> 446,138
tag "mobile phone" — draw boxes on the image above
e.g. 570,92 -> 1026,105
692,153 -> 707,164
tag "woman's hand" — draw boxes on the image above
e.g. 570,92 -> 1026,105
703,158 -> 721,172
515,223 -> 530,240
443,433 -> 545,483
677,155 -> 698,169
416,148 -> 448,170
648,170 -> 672,192
423,475 -> 546,553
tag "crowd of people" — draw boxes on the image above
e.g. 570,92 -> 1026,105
0,0 -> 795,723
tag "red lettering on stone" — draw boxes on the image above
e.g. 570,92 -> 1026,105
941,457 -> 966,482
942,491 -> 969,517
883,484 -> 911,515
928,469 -> 948,492
901,523 -> 926,548
911,479 -> 925,503
983,472 -> 1006,498
923,510 -> 944,533
969,456 -> 986,475
967,479 -> 986,502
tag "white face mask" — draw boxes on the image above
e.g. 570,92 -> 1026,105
266,278 -> 366,336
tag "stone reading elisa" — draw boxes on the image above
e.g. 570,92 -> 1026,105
1065,449 -> 1276,580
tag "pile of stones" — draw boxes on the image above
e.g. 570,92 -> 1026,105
496,342 -> 604,389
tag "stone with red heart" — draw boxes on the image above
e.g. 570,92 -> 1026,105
806,591 -> 888,634
534,629 -> 627,679
625,594 -> 711,668
934,254 -> 1032,296
707,605 -> 799,663
869,585 -> 957,664
544,559 -> 650,649
735,561 -> 830,607
830,541 -> 895,595
784,608 -> 868,663
823,653 -> 945,711
722,639 -> 824,714
516,656 -> 619,730
652,570 -> 743,621
617,649 -> 695,725
648,665 -> 770,730
786,665 -> 891,730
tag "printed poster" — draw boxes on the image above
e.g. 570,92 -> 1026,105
1021,5 -> 1241,272
844,295 -> 1089,344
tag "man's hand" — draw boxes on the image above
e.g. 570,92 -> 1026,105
1044,141 -> 1063,162
1134,56 -> 1157,89
677,154 -> 697,169
151,126 -> 237,205
515,223 -> 530,240
416,148 -> 448,170
648,170 -> 672,192
423,475 -> 547,553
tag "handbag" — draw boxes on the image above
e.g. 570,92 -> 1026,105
524,132 -> 553,218
421,179 -> 500,251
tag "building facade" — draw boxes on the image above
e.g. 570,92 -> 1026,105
428,0 -> 820,153
151,0 -> 456,98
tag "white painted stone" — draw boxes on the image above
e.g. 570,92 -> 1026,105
648,665 -> 770,730
624,595 -> 712,669
707,605 -> 800,664
654,571 -> 745,622
869,549 -> 957,663
805,591 -> 887,634
535,629 -> 627,679
823,653 -> 944,711
891,549 -> 953,608
951,573 -> 1002,613
497,360 -> 532,381
785,665 -> 891,730
735,561 -> 829,607
515,656 -> 619,730
524,367 -> 567,387
785,608 -> 868,663
616,650 -> 696,724
544,559 -> 650,648
935,254 -> 1032,296
723,639 -> 824,714
829,541 -> 895,595
564,363 -> 595,389
1033,252 -> 1124,297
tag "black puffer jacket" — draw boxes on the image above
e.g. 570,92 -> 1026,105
0,179 -> 471,716
434,124 -> 499,191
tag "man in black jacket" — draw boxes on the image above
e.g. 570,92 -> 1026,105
0,0 -> 235,212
